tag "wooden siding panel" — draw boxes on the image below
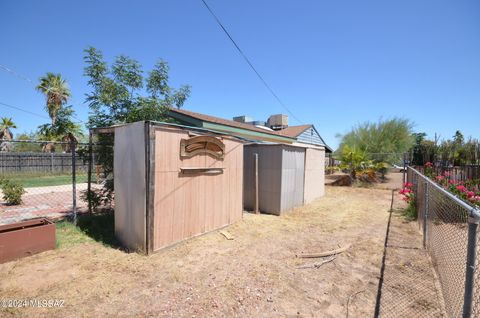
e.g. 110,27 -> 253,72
154,171 -> 175,247
152,128 -> 243,251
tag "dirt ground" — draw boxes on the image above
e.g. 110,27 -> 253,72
0,173 -> 442,317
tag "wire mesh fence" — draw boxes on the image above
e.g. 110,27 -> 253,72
376,205 -> 446,317
407,166 -> 480,317
0,138 -> 112,225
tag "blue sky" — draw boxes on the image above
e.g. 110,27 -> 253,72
1,0 -> 479,149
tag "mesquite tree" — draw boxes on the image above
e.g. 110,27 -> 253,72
83,47 -> 191,210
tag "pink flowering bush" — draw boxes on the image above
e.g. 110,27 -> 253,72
424,164 -> 480,208
399,182 -> 416,219
399,182 -> 414,201
424,162 -> 434,177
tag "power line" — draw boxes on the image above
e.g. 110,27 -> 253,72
0,101 -> 50,120
0,64 -> 36,85
0,63 -> 85,123
199,0 -> 304,124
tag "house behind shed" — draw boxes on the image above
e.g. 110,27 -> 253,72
114,121 -> 243,253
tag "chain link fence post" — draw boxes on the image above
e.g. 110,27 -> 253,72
463,215 -> 479,318
423,181 -> 429,249
87,131 -> 93,214
71,139 -> 77,225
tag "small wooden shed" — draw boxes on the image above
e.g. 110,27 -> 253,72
243,143 -> 325,215
113,121 -> 244,253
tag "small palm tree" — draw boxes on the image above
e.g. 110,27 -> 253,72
36,73 -> 71,125
0,117 -> 17,140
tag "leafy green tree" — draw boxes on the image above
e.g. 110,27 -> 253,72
436,131 -> 479,166
0,117 -> 16,140
338,145 -> 367,179
337,118 -> 414,164
14,132 -> 41,152
37,106 -> 83,141
411,133 -> 436,166
82,47 -> 191,209
83,47 -> 191,128
410,130 -> 480,167
36,73 -> 71,125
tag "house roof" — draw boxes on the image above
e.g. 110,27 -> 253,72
168,108 -> 331,151
169,108 -> 292,138
276,124 -> 312,137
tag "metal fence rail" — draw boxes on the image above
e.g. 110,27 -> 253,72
408,166 -> 480,317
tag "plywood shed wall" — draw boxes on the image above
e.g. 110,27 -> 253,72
114,121 -> 244,253
114,121 -> 147,252
303,147 -> 326,204
243,144 -> 305,215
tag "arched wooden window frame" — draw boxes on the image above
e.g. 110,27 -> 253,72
180,135 -> 225,159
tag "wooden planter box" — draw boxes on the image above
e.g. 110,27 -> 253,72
0,218 -> 56,263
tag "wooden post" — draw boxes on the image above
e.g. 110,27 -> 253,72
254,153 -> 259,214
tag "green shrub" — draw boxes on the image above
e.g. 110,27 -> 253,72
1,180 -> 26,205
402,200 -> 417,221
80,179 -> 114,212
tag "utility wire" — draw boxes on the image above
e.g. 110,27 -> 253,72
0,101 -> 51,120
0,64 -> 36,85
0,63 -> 85,123
199,0 -> 303,124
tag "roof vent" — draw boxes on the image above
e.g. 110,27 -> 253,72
233,115 -> 253,123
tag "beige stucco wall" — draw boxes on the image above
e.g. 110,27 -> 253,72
303,147 -> 326,204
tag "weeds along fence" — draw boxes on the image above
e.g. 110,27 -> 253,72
0,139 -> 109,226
407,166 -> 480,317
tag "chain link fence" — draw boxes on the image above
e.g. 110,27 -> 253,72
0,138 -> 112,225
408,166 -> 480,317
375,207 -> 446,317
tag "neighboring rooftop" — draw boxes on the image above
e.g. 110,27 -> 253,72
276,124 -> 313,138
170,109 -> 287,136
168,108 -> 331,151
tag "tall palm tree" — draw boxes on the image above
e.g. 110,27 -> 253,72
0,117 -> 16,140
36,73 -> 71,125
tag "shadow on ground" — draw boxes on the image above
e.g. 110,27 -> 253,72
75,212 -> 119,248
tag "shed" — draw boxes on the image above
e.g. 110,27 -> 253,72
243,143 -> 325,215
243,144 -> 303,215
113,121 -> 244,253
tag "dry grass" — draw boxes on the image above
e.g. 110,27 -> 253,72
0,182 -> 435,317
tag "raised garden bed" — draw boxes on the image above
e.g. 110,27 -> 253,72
0,218 -> 56,263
